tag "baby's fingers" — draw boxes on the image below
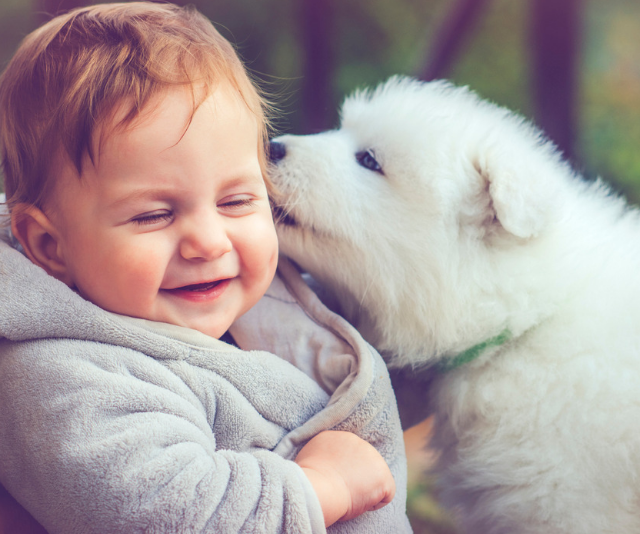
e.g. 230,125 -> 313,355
341,475 -> 396,521
369,482 -> 395,512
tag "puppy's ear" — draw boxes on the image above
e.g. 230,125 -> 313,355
473,146 -> 559,239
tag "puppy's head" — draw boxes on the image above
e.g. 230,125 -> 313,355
269,77 -> 568,364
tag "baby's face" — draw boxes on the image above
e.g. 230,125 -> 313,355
48,85 -> 278,338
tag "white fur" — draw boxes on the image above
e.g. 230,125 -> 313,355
270,77 -> 640,533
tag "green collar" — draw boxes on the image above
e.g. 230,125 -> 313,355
438,328 -> 512,373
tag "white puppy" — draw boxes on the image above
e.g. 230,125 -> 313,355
269,77 -> 640,534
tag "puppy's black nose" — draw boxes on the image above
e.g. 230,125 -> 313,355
269,140 -> 286,163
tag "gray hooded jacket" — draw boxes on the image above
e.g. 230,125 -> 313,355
0,215 -> 411,534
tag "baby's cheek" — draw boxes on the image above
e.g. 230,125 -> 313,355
255,224 -> 279,277
254,224 -> 279,290
93,245 -> 167,312
121,253 -> 166,292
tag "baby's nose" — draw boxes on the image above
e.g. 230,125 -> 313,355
180,218 -> 231,261
269,140 -> 286,163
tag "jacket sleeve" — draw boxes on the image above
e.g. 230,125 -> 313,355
0,338 -> 326,534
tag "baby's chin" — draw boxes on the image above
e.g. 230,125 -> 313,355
149,311 -> 233,339
137,312 -> 234,340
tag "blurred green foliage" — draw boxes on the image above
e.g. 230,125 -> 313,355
406,474 -> 459,534
582,0 -> 640,203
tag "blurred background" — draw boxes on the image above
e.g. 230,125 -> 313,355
0,0 -> 639,532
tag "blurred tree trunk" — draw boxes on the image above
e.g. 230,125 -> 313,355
299,0 -> 334,133
419,0 -> 491,81
530,0 -> 583,162
419,0 -> 582,161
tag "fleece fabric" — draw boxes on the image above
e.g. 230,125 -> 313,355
0,208 -> 411,534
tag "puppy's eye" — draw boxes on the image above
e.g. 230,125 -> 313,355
356,150 -> 383,175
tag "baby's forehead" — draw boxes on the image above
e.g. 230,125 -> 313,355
94,84 -> 254,160
41,90 -> 186,208
95,89 -> 191,150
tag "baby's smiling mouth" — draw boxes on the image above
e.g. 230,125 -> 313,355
176,281 -> 224,292
162,279 -> 232,298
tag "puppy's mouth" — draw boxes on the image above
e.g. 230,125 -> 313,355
271,203 -> 298,227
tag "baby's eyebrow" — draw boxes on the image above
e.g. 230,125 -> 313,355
106,188 -> 174,210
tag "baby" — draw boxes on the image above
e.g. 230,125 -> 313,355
0,3 -> 411,533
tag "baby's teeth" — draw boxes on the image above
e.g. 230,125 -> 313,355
183,281 -> 219,291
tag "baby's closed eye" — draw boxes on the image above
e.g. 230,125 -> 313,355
131,210 -> 174,226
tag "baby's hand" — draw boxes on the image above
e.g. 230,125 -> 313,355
295,430 -> 396,527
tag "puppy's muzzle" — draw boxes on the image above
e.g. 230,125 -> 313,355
268,140 -> 297,226
271,204 -> 297,227
269,140 -> 286,163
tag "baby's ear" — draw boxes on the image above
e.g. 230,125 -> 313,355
473,142 -> 561,239
11,205 -> 74,286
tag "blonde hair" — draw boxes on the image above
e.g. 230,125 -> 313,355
0,1 -> 272,211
